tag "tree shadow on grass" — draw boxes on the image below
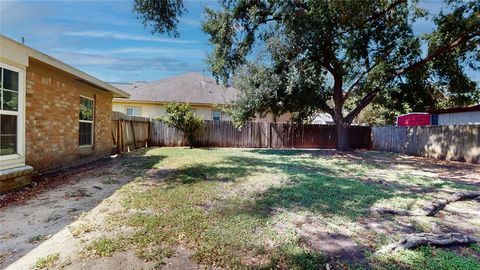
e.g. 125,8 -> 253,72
163,154 -> 421,220
127,148 -> 480,269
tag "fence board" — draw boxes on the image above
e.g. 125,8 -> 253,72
372,125 -> 480,163
150,120 -> 371,149
112,112 -> 150,154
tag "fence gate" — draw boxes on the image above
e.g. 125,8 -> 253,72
111,111 -> 150,154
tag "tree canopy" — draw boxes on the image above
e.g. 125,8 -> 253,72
134,0 -> 185,37
202,0 -> 480,149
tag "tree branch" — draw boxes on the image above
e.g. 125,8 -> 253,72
394,30 -> 480,77
345,88 -> 379,123
365,0 -> 407,27
376,233 -> 479,254
346,27 -> 479,123
344,60 -> 381,102
339,0 -> 407,35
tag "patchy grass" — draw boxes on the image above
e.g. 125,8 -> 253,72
135,247 -> 175,266
375,246 -> 480,270
101,177 -> 120,185
35,253 -> 60,269
470,243 -> 480,253
83,238 -> 126,257
98,148 -> 479,269
69,222 -> 95,238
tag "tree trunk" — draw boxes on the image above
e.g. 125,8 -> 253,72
336,121 -> 351,151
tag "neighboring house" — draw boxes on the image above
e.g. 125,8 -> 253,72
429,105 -> 480,125
112,73 -> 237,121
112,72 -> 293,123
0,35 -> 129,192
312,113 -> 335,125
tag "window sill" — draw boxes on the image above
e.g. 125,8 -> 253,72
79,145 -> 93,149
0,153 -> 22,161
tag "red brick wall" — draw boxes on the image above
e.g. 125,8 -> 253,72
25,60 -> 113,172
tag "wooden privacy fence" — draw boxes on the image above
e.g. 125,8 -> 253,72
372,125 -> 480,163
112,111 -> 150,154
150,120 -> 371,149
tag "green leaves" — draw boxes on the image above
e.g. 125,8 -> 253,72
134,0 -> 185,37
203,0 -> 479,127
162,102 -> 203,147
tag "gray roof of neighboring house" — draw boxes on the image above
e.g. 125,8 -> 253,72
312,113 -> 335,125
111,72 -> 238,105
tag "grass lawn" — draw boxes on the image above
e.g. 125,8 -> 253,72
82,147 -> 479,269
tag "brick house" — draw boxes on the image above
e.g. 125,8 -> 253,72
0,35 -> 129,192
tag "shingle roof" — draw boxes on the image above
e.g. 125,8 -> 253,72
427,105 -> 480,114
111,72 -> 237,105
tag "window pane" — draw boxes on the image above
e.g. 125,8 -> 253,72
213,111 -> 221,121
79,122 -> 92,145
127,107 -> 141,116
0,135 -> 17,155
3,68 -> 19,91
0,114 -> 17,155
79,97 -> 93,121
2,90 -> 18,111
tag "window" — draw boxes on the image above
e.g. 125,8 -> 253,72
126,106 -> 141,116
212,110 -> 221,121
0,67 -> 19,156
79,96 -> 94,146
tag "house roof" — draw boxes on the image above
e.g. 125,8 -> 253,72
0,35 -> 129,98
312,113 -> 334,125
111,72 -> 238,105
428,105 -> 480,114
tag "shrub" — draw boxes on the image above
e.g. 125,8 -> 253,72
162,102 -> 203,147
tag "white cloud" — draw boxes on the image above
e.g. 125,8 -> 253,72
50,51 -> 192,72
51,47 -> 206,58
64,31 -> 198,44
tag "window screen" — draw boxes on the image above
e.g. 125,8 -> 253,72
79,97 -> 94,146
0,67 -> 20,156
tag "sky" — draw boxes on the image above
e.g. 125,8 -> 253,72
0,0 -> 476,83
0,0 -> 218,83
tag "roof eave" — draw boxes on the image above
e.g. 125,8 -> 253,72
427,105 -> 480,114
112,98 -> 230,107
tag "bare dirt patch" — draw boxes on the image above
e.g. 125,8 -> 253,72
0,157 -> 132,269
1,148 -> 479,269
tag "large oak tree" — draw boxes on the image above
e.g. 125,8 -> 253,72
134,0 -> 479,150
202,0 -> 479,150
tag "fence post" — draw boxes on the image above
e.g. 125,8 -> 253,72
116,120 -> 121,154
268,122 -> 272,148
130,120 -> 137,149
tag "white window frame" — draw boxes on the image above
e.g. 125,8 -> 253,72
0,62 -> 25,166
212,110 -> 222,121
126,106 -> 141,116
79,95 -> 94,148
